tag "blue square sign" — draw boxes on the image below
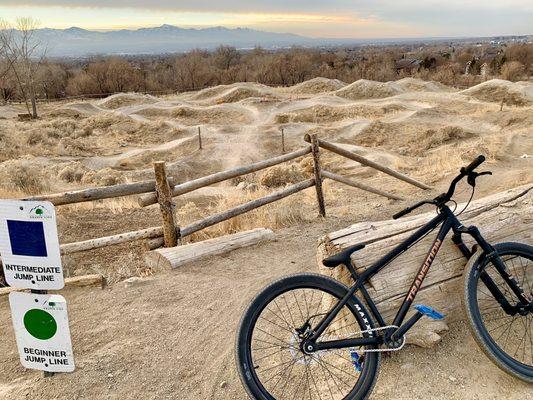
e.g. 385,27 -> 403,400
7,220 -> 48,257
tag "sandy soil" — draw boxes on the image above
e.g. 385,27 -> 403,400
1,217 -> 531,399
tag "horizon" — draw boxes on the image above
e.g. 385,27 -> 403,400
4,23 -> 533,42
1,1 -> 532,39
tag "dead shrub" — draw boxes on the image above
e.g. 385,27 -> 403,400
58,163 -> 89,183
259,163 -> 306,187
500,61 -> 525,82
0,162 -> 50,194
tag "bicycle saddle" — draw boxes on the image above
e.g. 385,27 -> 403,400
322,243 -> 365,268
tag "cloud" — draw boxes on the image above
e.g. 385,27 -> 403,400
4,0 -> 533,14
1,1 -> 531,37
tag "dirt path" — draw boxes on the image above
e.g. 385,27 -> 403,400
1,217 -> 530,399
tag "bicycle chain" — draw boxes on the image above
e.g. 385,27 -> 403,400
319,325 -> 406,354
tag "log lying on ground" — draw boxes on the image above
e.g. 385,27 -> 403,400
0,274 -> 104,296
317,185 -> 532,329
144,228 -> 275,270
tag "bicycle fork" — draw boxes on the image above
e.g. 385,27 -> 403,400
460,225 -> 532,314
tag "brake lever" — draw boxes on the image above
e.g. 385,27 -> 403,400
467,171 -> 492,187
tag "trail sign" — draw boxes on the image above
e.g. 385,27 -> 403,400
9,292 -> 75,372
0,200 -> 64,290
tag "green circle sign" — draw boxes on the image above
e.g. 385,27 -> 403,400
23,309 -> 57,340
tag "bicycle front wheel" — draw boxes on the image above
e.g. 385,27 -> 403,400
463,242 -> 533,382
236,273 -> 380,400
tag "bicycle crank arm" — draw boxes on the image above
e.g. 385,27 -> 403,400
391,305 -> 444,341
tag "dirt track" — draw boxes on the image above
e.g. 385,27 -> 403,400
1,216 -> 531,399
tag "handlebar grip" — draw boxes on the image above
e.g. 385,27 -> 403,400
463,155 -> 485,173
393,207 -> 412,220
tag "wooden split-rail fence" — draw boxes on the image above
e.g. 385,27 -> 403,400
21,134 -> 431,256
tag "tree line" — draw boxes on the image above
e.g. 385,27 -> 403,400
1,18 -> 532,118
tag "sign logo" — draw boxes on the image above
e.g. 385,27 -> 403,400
29,205 -> 51,219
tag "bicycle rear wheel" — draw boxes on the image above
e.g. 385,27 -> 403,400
463,242 -> 533,382
236,273 -> 380,400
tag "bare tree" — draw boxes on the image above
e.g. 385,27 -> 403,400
0,17 -> 44,118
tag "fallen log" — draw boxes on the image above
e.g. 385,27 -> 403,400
317,185 -> 532,327
144,228 -> 274,270
0,274 -> 104,296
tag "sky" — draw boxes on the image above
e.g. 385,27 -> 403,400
0,1 -> 532,38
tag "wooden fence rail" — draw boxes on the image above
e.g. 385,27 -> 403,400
303,134 -> 431,190
138,146 -> 312,207
15,133 -> 429,256
60,179 -> 316,254
321,170 -> 404,201
24,178 -> 176,206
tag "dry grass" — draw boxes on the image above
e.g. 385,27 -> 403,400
259,163 -> 307,187
176,187 -> 315,243
0,161 -> 50,195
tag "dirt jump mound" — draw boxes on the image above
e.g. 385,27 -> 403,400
285,77 -> 347,95
336,79 -> 405,100
98,93 -> 159,110
461,79 -> 533,106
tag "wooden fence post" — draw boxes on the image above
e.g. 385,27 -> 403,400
281,128 -> 285,153
198,126 -> 203,150
309,134 -> 326,217
154,161 -> 179,247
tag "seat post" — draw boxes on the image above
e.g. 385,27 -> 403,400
344,260 -> 359,280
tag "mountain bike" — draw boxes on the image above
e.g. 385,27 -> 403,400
236,155 -> 532,399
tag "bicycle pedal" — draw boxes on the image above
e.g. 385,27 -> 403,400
414,304 -> 445,320
349,350 -> 363,372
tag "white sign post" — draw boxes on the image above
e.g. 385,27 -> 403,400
0,200 -> 64,290
9,292 -> 75,372
0,200 -> 75,374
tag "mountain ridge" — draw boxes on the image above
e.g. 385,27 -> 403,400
28,24 -> 313,57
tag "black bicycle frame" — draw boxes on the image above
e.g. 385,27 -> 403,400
309,205 -> 529,351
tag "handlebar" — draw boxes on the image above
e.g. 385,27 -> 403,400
392,200 -> 434,220
462,155 -> 485,175
392,155 -> 488,220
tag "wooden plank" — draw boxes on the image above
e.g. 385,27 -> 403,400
24,178 -> 175,206
321,169 -> 404,201
154,161 -> 178,247
304,134 -> 431,190
145,228 -> 274,270
180,179 -> 315,238
309,134 -> 326,217
0,274 -> 104,296
138,146 -> 312,207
